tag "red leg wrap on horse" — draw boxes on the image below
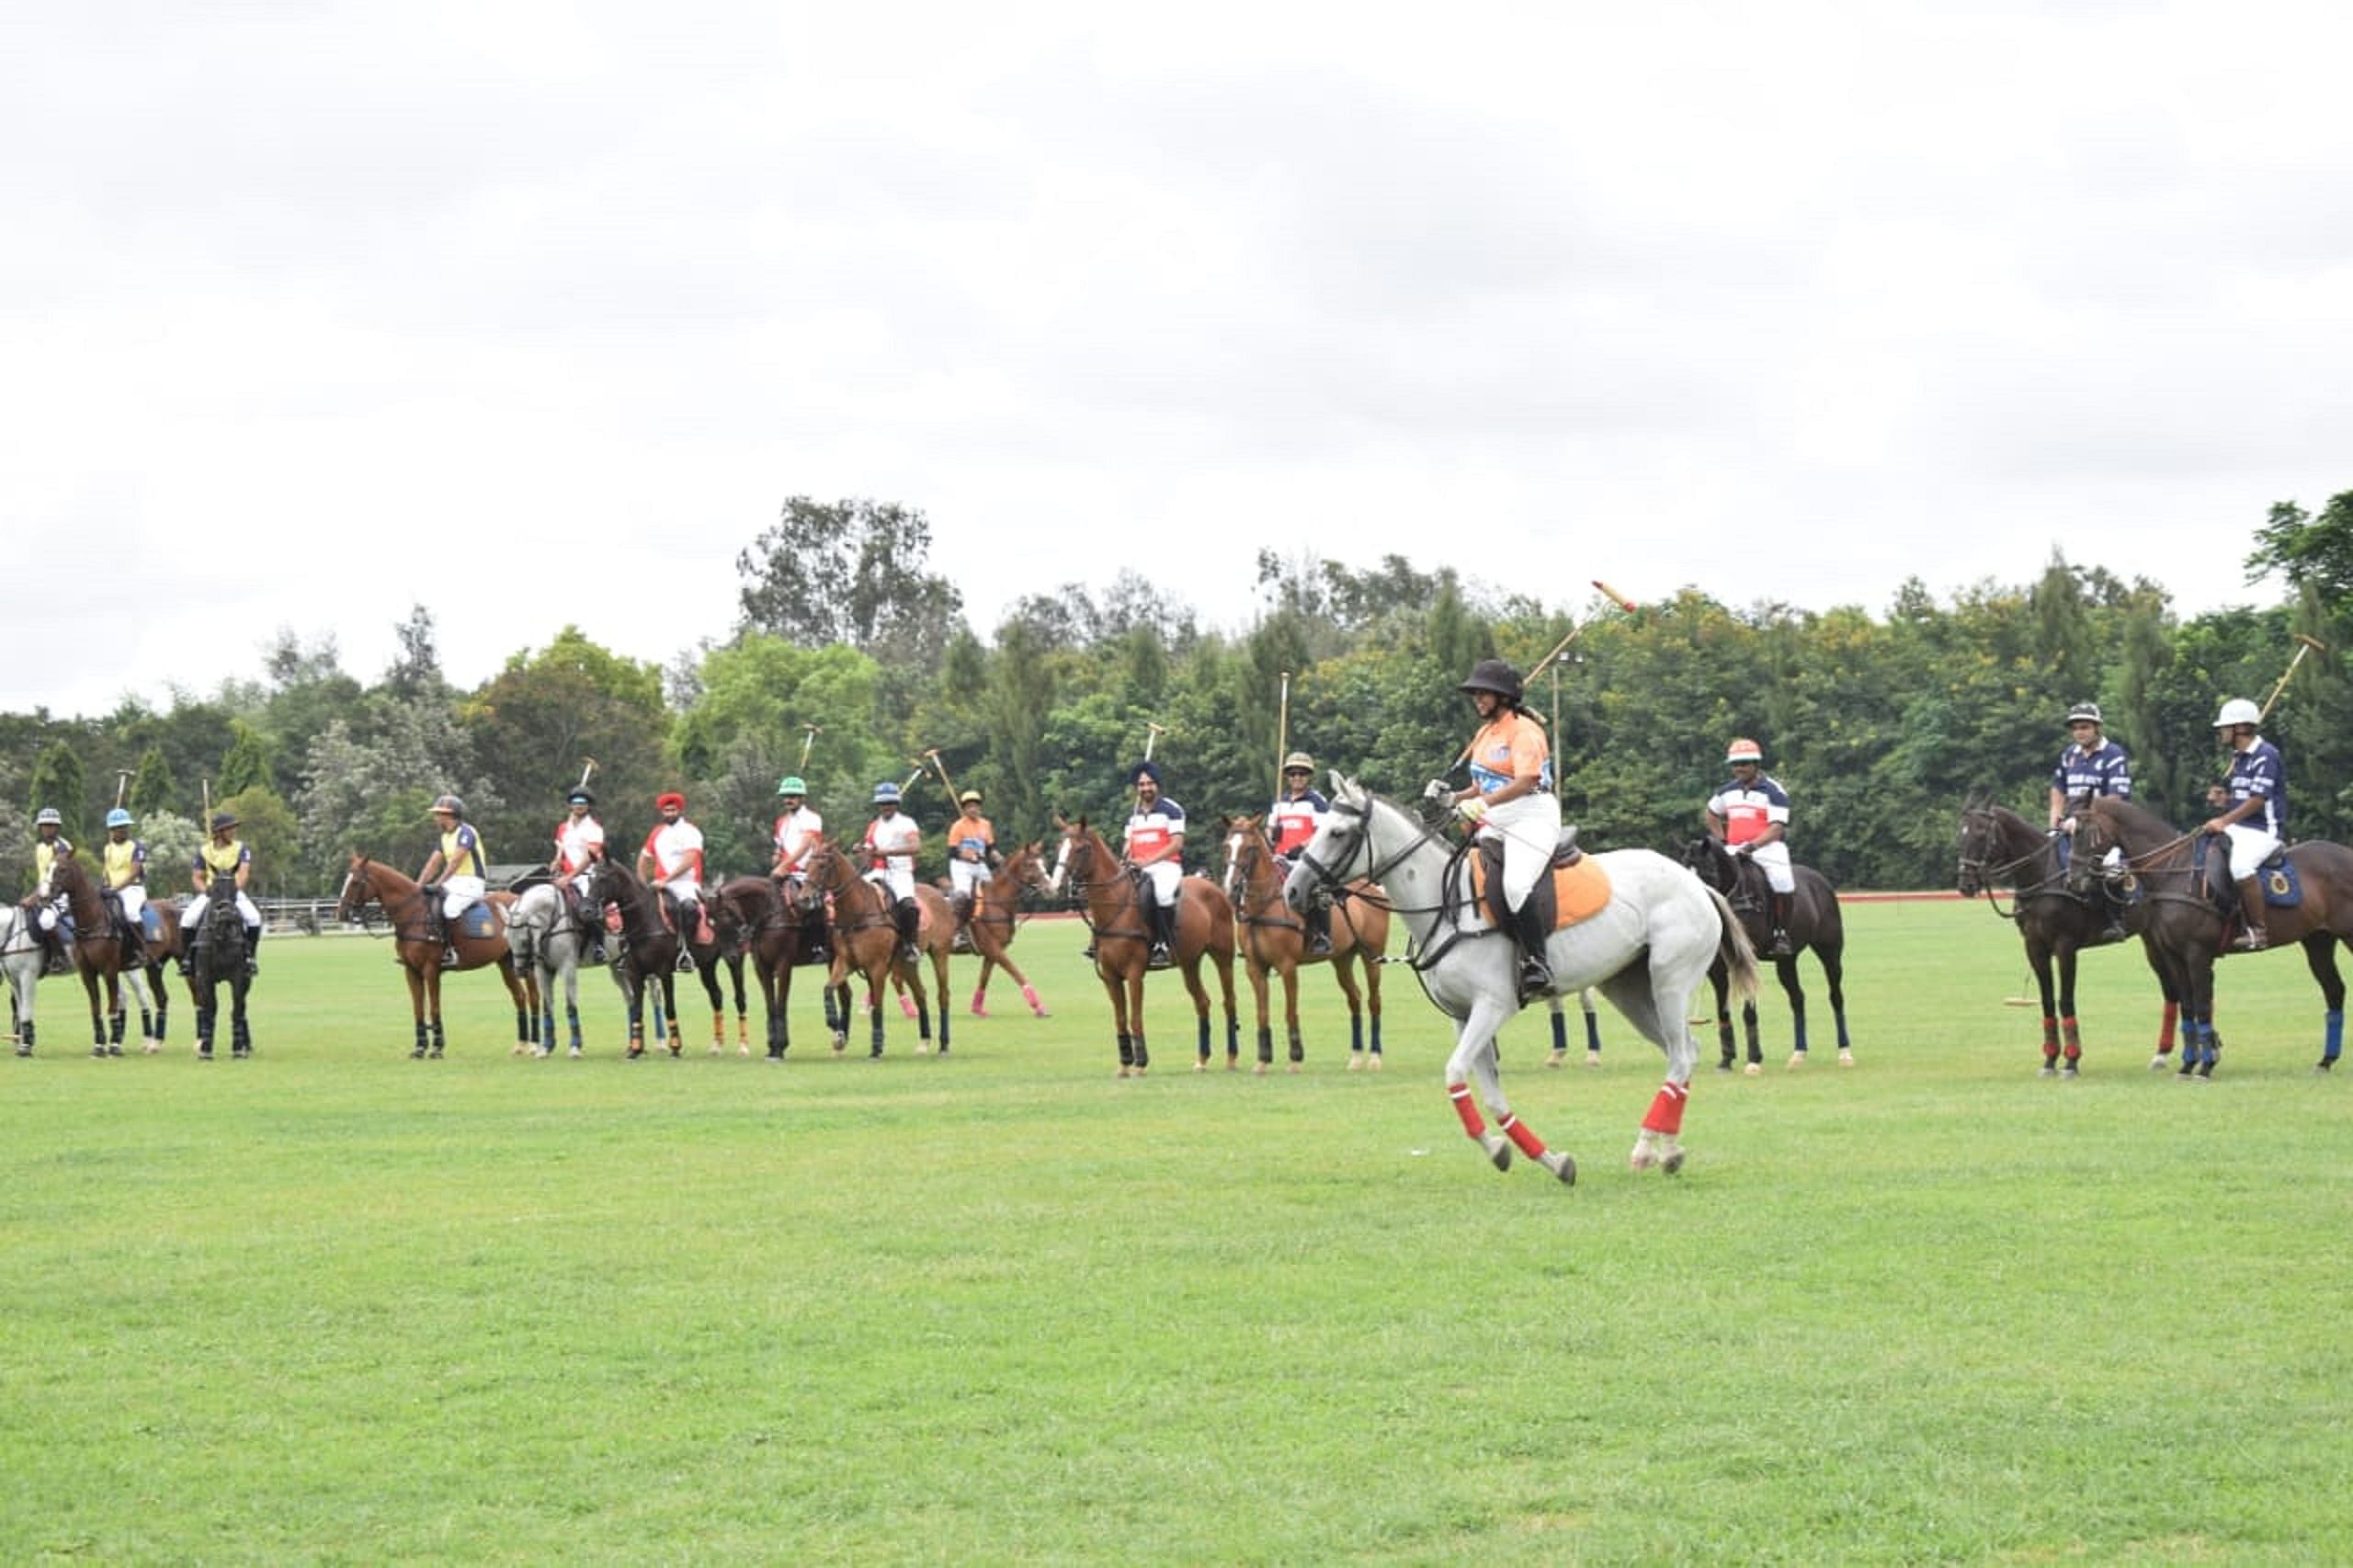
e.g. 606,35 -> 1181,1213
2040,1017 -> 2060,1050
1449,1082 -> 1486,1137
2062,1017 -> 2081,1054
2158,1001 -> 2177,1051
1642,1081 -> 1688,1135
1499,1113 -> 1547,1159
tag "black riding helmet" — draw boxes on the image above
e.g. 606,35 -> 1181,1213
1458,658 -> 1524,705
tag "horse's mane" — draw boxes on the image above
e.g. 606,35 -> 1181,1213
2092,794 -> 2181,837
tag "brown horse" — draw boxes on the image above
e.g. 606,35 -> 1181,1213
1051,818 -> 1238,1076
38,854 -> 150,1057
1219,813 -> 1389,1074
2070,795 -> 2353,1076
709,875 -> 851,1060
336,854 -> 530,1059
795,842 -> 955,1058
1679,837 -> 1851,1070
580,859 -> 728,1059
953,840 -> 1052,1019
1958,794 -> 2187,1075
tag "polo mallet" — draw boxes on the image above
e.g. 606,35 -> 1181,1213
1143,721 -> 1167,761
924,748 -> 959,801
1276,670 -> 1292,793
114,770 -> 131,809
900,760 -> 928,793
201,778 -> 211,823
798,724 -> 820,771
576,757 -> 597,793
1591,579 -> 1638,614
2258,633 -> 2328,723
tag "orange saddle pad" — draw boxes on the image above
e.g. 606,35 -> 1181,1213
1469,853 -> 1612,931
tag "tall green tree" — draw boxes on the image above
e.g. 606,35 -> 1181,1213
2245,490 -> 2353,602
734,497 -> 967,675
129,745 -> 178,821
218,721 -> 277,798
462,627 -> 669,869
28,743 -> 86,844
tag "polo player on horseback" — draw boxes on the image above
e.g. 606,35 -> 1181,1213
416,793 -> 489,960
2048,699 -> 2133,943
638,791 -> 713,967
946,789 -> 996,949
29,806 -> 74,975
1705,737 -> 1795,959
1123,761 -> 1186,970
1267,751 -> 1333,955
549,785 -> 608,961
2208,696 -> 2288,951
768,775 -> 829,964
862,780 -> 924,962
101,808 -> 150,969
1428,659 -> 1559,998
181,810 -> 263,975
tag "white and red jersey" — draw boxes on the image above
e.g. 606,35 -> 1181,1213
1267,790 -> 1328,856
1705,775 -> 1791,846
1123,798 -> 1186,866
641,818 -> 705,894
863,812 -> 920,875
554,813 -> 606,875
771,805 -> 824,873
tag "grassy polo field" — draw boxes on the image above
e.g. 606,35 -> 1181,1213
5,899 -> 2350,1562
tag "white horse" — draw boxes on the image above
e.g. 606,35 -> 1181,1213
1283,776 -> 1757,1183
505,883 -> 589,1059
2,905 -> 41,1056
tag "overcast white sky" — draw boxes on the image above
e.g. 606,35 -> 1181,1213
6,1 -> 2348,720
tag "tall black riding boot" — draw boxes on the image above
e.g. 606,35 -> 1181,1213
895,899 -> 921,963
1148,898 -> 1175,970
1768,892 -> 1794,958
1511,900 -> 1553,1000
1308,903 -> 1332,956
245,924 -> 263,977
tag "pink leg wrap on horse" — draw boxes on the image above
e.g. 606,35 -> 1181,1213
1642,1081 -> 1688,1135
1021,983 -> 1041,1011
1499,1113 -> 1547,1159
971,987 -> 988,1011
1449,1082 -> 1486,1138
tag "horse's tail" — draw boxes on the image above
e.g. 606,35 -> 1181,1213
1708,885 -> 1761,1004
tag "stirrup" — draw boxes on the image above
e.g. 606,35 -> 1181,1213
1147,942 -> 1173,970
2234,927 -> 2268,952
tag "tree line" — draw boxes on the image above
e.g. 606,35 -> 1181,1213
9,492 -> 2349,897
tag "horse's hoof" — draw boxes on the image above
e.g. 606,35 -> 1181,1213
568,1046 -> 583,1059
1192,1059 -> 1207,1074
1484,1138 -> 1513,1173
428,1047 -> 443,1060
2039,1064 -> 2057,1078
738,1043 -> 751,1057
1660,1144 -> 1686,1176
410,1047 -> 426,1061
2061,1064 -> 2080,1079
1786,1052 -> 1805,1070
1288,1062 -> 1302,1074
1348,1053 -> 1366,1072
1629,1146 -> 1656,1172
1252,1062 -> 1267,1076
2316,1059 -> 2338,1074
916,1043 -> 932,1055
1837,1051 -> 1855,1066
970,1006 -> 988,1018
511,1042 -> 529,1056
91,1046 -> 107,1059
1031,1006 -> 1051,1018
1744,1062 -> 1761,1077
2149,1053 -> 2173,1071
1583,1051 -> 1599,1068
142,1043 -> 159,1056
1545,1050 -> 1566,1069
1540,1150 -> 1577,1186
1367,1055 -> 1382,1072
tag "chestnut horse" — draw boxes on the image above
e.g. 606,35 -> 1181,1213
336,854 -> 530,1060
580,859 -> 727,1059
1220,814 -> 1389,1074
37,854 -> 158,1057
709,875 -> 851,1060
1958,795 -> 2186,1075
1050,819 -> 1239,1076
2070,795 -> 2353,1076
1679,837 -> 1852,1071
795,841 -> 954,1058
953,840 -> 1051,1019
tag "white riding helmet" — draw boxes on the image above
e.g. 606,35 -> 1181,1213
2213,698 -> 2260,729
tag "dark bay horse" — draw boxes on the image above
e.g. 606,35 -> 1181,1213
581,860 -> 727,1060
2071,796 -> 2353,1076
38,854 -> 149,1057
953,841 -> 1052,1019
795,842 -> 953,1058
1679,837 -> 1851,1071
188,873 -> 255,1060
336,855 -> 530,1059
710,875 -> 850,1061
1220,813 -> 1389,1074
1051,819 -> 1239,1076
1958,796 -> 2186,1075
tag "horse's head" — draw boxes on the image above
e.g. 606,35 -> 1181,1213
2066,798 -> 2123,895
1679,837 -> 1735,892
999,841 -> 1053,900
1956,794 -> 1998,899
335,855 -> 373,924
1282,778 -> 1370,915
1220,815 -> 1268,904
1052,817 -> 1111,895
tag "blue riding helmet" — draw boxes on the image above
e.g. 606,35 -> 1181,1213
872,780 -> 901,805
106,808 -> 133,829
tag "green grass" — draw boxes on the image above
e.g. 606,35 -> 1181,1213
5,903 -> 2351,1563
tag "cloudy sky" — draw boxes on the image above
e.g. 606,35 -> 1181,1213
7,1 -> 2347,719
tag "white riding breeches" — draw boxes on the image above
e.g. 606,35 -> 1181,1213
868,867 -> 915,903
1139,860 -> 1181,908
2222,824 -> 2280,881
441,875 -> 485,919
1739,840 -> 1795,893
949,859 -> 993,899
1477,792 -> 1560,911
183,891 -> 262,930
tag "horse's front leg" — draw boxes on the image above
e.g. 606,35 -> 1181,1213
426,967 -> 448,1058
1447,1000 -> 1574,1184
402,965 -> 429,1059
1180,954 -> 1217,1071
1778,956 -> 1809,1065
1705,961 -> 1735,1072
81,971 -> 106,1057
1245,950 -> 1275,1073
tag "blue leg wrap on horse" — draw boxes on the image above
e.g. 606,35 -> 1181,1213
2325,1010 -> 2343,1062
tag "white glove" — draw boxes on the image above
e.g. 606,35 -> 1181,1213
1424,778 -> 1453,804
1455,798 -> 1487,825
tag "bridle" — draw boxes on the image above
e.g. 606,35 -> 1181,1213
1290,797 -> 1440,916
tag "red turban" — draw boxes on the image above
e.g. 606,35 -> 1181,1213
655,791 -> 687,812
